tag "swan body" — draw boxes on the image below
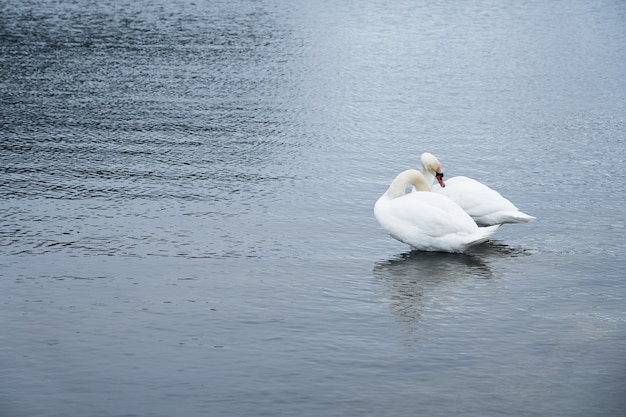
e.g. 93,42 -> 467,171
420,153 -> 536,226
374,169 -> 499,253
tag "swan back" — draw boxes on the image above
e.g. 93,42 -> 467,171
419,152 -> 535,226
433,176 -> 536,225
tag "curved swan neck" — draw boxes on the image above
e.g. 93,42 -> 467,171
420,166 -> 435,189
420,152 -> 444,189
385,169 -> 430,198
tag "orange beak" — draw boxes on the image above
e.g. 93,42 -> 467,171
436,173 -> 445,188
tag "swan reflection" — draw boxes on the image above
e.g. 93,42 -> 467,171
374,241 -> 531,332
467,240 -> 534,258
373,246 -> 494,329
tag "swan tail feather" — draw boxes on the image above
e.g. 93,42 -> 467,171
477,224 -> 500,242
463,224 -> 500,250
498,211 -> 536,224
476,211 -> 536,226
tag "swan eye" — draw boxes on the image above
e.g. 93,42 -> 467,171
436,172 -> 444,178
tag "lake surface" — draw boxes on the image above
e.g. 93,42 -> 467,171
1,0 -> 626,416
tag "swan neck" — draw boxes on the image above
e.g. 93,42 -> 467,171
420,166 -> 435,190
385,169 -> 430,198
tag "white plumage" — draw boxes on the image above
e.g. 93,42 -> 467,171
374,169 -> 499,253
419,153 -> 536,226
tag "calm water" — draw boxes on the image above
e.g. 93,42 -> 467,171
2,0 -> 626,416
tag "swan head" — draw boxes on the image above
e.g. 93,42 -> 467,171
420,152 -> 445,187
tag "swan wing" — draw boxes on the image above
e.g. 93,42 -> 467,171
378,192 -> 476,236
433,176 -> 535,225
375,191 -> 496,252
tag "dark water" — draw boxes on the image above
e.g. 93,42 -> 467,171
2,1 -> 626,416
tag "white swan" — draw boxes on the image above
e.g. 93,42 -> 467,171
374,169 -> 500,253
420,152 -> 536,226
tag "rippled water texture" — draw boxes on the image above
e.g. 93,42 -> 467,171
2,1 -> 626,416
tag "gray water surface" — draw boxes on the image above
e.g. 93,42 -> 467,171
2,1 -> 626,416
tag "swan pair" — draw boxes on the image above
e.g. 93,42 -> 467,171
374,153 -> 534,253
